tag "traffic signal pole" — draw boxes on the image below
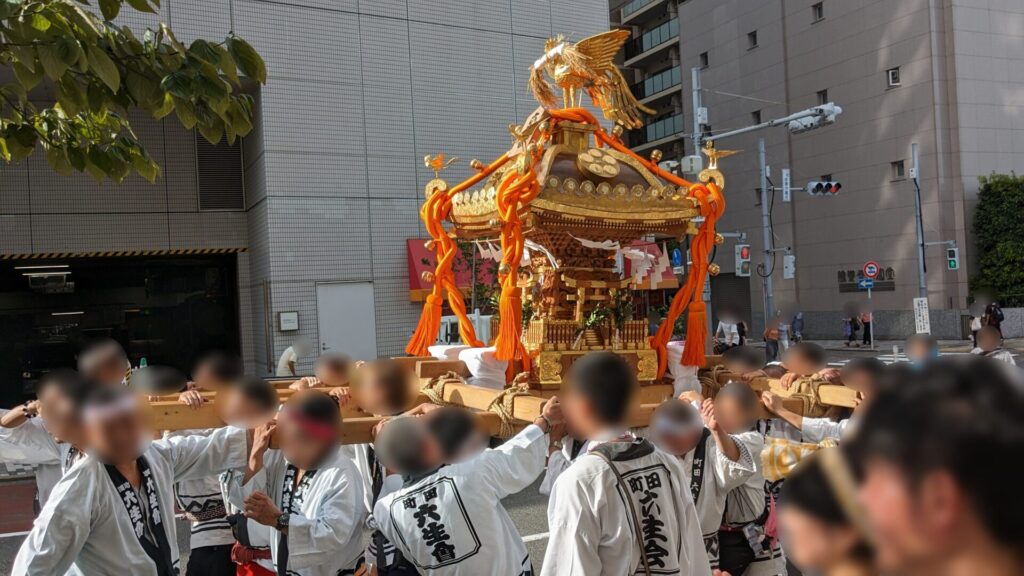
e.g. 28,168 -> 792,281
759,137 -> 775,320
911,142 -> 928,300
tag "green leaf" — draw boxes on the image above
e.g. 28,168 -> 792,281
98,0 -> 120,21
196,115 -> 224,144
153,92 -> 174,119
12,61 -> 44,91
38,43 -> 71,80
57,77 -> 87,116
45,146 -> 74,175
87,45 -> 121,93
171,96 -> 197,128
0,137 -> 9,161
188,39 -> 221,65
227,36 -> 266,83
216,45 -> 240,87
65,4 -> 103,38
131,151 -> 160,182
160,23 -> 186,56
125,69 -> 160,107
125,0 -> 156,13
29,13 -> 51,32
161,71 -> 192,99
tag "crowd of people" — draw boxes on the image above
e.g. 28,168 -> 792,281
1,335 -> 1022,576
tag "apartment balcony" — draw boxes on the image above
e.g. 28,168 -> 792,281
624,19 -> 679,68
631,66 -> 682,106
629,113 -> 686,154
620,0 -> 668,26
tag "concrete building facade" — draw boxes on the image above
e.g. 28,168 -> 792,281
671,0 -> 1024,337
0,0 -> 610,394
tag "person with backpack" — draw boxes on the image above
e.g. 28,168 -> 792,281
984,301 -> 1005,338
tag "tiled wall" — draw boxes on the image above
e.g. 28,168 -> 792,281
1,0 -> 612,373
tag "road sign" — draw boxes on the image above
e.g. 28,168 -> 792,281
863,261 -> 880,279
858,278 -> 875,290
913,297 -> 931,334
782,168 -> 791,202
783,254 -> 796,279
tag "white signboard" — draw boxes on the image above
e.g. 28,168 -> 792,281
913,297 -> 931,334
782,168 -> 791,202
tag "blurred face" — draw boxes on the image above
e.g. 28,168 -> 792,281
352,365 -> 405,416
315,361 -> 348,388
653,428 -> 702,457
192,364 -> 230,391
85,405 -> 147,464
778,506 -> 860,570
906,342 -> 936,365
858,459 -> 941,571
783,351 -> 817,376
220,391 -> 275,428
37,386 -> 78,444
563,389 -> 601,439
89,351 -> 128,386
713,395 -> 752,434
278,408 -> 336,470
977,331 -> 1000,352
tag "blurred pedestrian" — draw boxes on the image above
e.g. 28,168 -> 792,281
714,310 -> 742,354
791,312 -> 804,343
904,334 -> 939,367
764,317 -> 781,362
984,300 -> 1005,338
860,310 -> 872,346
842,315 -> 861,348
778,315 -> 792,354
970,313 -> 983,348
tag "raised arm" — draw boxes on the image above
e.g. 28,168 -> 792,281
157,425 -> 249,482
760,391 -> 803,430
472,397 -> 562,499
0,417 -> 61,465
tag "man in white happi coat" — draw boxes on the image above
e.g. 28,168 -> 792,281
0,370 -> 94,508
225,390 -> 366,576
651,398 -> 759,572
371,399 -> 563,576
541,352 -> 711,576
12,386 -> 250,576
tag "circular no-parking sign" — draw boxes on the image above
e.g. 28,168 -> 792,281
863,261 -> 880,279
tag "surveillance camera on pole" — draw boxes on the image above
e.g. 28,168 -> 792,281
788,103 -> 842,134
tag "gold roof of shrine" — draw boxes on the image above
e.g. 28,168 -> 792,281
449,120 -> 700,236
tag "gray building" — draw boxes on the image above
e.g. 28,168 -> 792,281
0,0 -> 610,403
668,0 -> 1024,337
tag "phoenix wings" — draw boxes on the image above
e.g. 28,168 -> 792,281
529,29 -> 654,129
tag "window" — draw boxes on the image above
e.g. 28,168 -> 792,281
699,51 -> 709,68
887,67 -> 902,87
891,160 -> 906,180
747,30 -> 759,49
812,2 -> 824,22
817,89 -> 829,105
751,110 -> 762,124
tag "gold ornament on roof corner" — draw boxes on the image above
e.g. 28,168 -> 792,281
424,153 -> 459,178
698,141 -> 740,188
529,29 -> 655,129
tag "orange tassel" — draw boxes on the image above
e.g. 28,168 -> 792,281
682,301 -> 707,367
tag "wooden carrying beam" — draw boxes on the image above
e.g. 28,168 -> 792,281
710,371 -> 859,409
146,400 -> 509,444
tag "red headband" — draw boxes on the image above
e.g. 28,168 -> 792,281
284,408 -> 337,441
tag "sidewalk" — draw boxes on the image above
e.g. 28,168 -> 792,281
749,338 -> 1024,354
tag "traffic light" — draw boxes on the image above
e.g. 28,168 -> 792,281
805,181 -> 842,196
946,247 -> 960,270
735,244 -> 751,277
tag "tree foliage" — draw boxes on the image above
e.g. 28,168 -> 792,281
1,0 -> 266,182
970,173 -> 1024,306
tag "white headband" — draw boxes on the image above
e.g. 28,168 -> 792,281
82,393 -> 139,424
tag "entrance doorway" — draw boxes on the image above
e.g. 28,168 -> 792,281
316,282 -> 378,361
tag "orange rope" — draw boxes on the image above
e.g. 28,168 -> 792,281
406,154 -> 511,357
493,153 -> 543,366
